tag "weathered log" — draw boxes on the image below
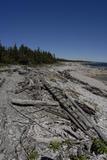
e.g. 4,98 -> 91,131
65,93 -> 92,128
43,83 -> 88,131
61,91 -> 92,129
11,98 -> 59,106
44,108 -> 69,120
75,100 -> 95,115
83,85 -> 107,97
93,124 -> 107,143
59,70 -> 88,85
63,129 -> 81,140
61,102 -> 88,131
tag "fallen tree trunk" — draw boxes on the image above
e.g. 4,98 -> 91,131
93,124 -> 107,143
63,129 -> 81,140
75,100 -> 95,115
44,108 -> 70,120
11,98 -> 59,107
84,85 -> 107,98
43,82 -> 89,132
65,92 -> 92,128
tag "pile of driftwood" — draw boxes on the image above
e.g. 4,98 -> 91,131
59,70 -> 107,98
40,79 -> 107,143
1,67 -> 107,159
83,85 -> 107,98
15,75 -> 42,100
58,70 -> 88,85
10,71 -> 107,143
5,68 -> 106,160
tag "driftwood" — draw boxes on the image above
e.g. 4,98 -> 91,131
11,98 -> 59,107
64,92 -> 92,128
70,98 -> 107,142
0,78 -> 5,87
18,78 -> 29,87
42,80 -> 107,143
15,86 -> 28,94
59,70 -> 107,98
74,100 -> 95,115
83,85 -> 107,98
44,108 -> 69,120
93,124 -> 107,143
15,79 -> 35,94
43,81 -> 91,132
10,103 -> 56,135
63,129 -> 81,140
58,70 -> 88,85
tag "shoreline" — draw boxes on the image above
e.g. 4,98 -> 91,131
0,62 -> 107,159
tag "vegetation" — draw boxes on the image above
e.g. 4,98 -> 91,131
48,138 -> 107,159
28,150 -> 39,160
49,139 -> 62,152
70,155 -> 88,160
91,138 -> 107,155
0,42 -> 56,65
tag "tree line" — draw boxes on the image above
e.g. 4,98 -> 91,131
0,42 -> 56,65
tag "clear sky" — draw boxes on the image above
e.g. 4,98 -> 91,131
0,0 -> 107,62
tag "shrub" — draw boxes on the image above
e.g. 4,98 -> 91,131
91,138 -> 107,154
28,150 -> 39,160
49,139 -> 62,152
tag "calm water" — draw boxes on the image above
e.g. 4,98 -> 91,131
84,62 -> 107,83
84,62 -> 107,69
94,75 -> 107,82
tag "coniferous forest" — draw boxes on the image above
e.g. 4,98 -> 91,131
0,42 -> 56,65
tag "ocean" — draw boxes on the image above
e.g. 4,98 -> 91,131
94,74 -> 107,83
84,62 -> 107,69
84,62 -> 107,83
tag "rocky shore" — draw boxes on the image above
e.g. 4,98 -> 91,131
0,62 -> 107,160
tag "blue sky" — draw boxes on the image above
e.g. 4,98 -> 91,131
0,0 -> 107,62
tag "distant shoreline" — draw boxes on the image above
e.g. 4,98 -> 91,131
83,61 -> 107,84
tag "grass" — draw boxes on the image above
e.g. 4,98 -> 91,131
70,155 -> 88,160
28,150 -> 39,160
49,139 -> 62,152
91,138 -> 107,154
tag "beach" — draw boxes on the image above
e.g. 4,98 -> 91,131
0,62 -> 107,160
